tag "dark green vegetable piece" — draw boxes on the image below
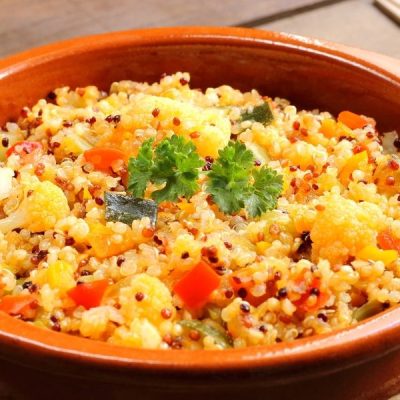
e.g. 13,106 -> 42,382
180,319 -> 232,348
353,300 -> 385,321
104,192 -> 157,226
241,102 -> 274,125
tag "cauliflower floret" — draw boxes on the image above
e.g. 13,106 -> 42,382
0,168 -> 14,201
118,274 -> 175,329
125,94 -> 231,158
109,318 -> 162,349
311,193 -> 385,264
0,179 -> 69,233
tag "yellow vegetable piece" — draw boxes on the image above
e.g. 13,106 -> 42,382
83,187 -> 92,200
87,221 -> 136,259
177,199 -> 195,214
61,135 -> 91,156
319,118 -> 337,138
339,151 -> 368,185
336,121 -> 356,138
256,241 -> 271,255
357,245 -> 398,266
47,261 -> 76,292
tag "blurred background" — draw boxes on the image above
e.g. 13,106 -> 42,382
0,0 -> 399,58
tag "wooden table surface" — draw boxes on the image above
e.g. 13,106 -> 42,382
0,0 -> 399,398
0,0 -> 399,59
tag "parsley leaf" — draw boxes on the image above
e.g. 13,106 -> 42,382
244,167 -> 283,217
206,141 -> 253,214
127,135 -> 204,203
127,138 -> 154,197
241,102 -> 274,125
206,141 -> 283,217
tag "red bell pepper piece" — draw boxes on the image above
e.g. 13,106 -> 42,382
6,141 -> 43,158
293,277 -> 329,313
67,279 -> 109,309
174,261 -> 221,309
230,274 -> 273,307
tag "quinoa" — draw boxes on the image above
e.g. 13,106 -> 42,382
0,72 -> 399,350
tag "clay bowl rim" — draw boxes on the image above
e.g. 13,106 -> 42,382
0,26 -> 400,375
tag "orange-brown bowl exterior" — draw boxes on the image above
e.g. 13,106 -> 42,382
0,27 -> 400,400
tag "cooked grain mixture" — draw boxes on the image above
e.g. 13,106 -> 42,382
0,72 -> 399,349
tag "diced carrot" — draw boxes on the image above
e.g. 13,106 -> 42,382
87,221 -> 137,259
174,261 -> 221,309
338,111 -> 369,130
339,150 -> 368,185
0,294 -> 38,319
84,147 -> 126,173
377,229 -> 400,252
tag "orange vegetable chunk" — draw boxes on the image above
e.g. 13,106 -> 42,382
174,261 -> 221,309
0,294 -> 38,319
338,111 -> 369,130
67,279 -> 109,309
84,147 -> 125,173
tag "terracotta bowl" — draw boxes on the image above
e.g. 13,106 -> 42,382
0,27 -> 399,400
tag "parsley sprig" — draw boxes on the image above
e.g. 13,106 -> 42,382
127,136 -> 283,217
206,141 -> 283,217
127,135 -> 204,203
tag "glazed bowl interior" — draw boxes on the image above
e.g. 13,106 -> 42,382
0,27 -> 400,382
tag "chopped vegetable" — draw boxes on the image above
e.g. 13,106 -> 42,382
206,141 -> 283,217
61,134 -> 92,156
319,118 -> 337,138
291,275 -> 330,313
84,147 -> 126,173
357,245 -> 398,266
46,261 -> 76,292
353,300 -> 385,321
104,192 -> 157,226
377,229 -> 400,253
230,273 -> 272,307
241,102 -> 274,125
339,151 -> 368,185
0,167 -> 14,201
173,261 -> 221,309
87,221 -> 137,259
338,111 -> 369,130
127,135 -> 204,203
0,180 -> 69,233
67,279 -> 109,309
180,319 -> 232,348
6,141 -> 43,158
0,294 -> 38,319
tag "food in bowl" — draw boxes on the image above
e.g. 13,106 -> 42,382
0,72 -> 398,350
